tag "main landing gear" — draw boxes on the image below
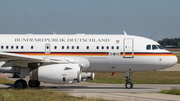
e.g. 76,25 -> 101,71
14,80 -> 27,89
14,79 -> 40,89
125,72 -> 133,89
13,73 -> 20,78
28,80 -> 40,88
14,80 -> 40,89
14,68 -> 40,89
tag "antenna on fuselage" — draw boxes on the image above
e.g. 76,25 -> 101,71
124,31 -> 127,35
52,31 -> 56,35
150,31 -> 158,39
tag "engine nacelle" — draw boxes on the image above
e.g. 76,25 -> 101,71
0,67 -> 20,73
81,72 -> 95,81
30,64 -> 82,84
0,62 -> 20,73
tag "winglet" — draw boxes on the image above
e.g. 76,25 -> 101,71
124,31 -> 127,35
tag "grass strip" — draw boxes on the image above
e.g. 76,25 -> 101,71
0,89 -> 109,101
0,78 -> 14,84
90,71 -> 180,84
160,88 -> 180,95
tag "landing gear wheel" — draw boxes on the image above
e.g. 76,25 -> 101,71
28,80 -> 40,88
14,80 -> 27,89
36,81 -> 40,87
124,72 -> 134,89
125,82 -> 133,89
13,73 -> 20,78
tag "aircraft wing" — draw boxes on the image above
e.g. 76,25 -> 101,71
0,52 -> 73,67
0,52 -> 44,61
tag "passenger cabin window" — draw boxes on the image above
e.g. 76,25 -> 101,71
62,46 -> 64,49
77,46 -> 79,49
11,46 -> 13,49
117,46 -> 119,49
152,45 -> 158,50
87,46 -> 89,49
16,46 -> 18,49
46,46 -> 49,49
21,46 -> 24,49
102,46 -> 104,49
6,46 -> 8,49
97,46 -> 99,49
112,46 -> 114,49
67,46 -> 69,49
107,46 -> 109,49
54,46 -> 57,49
31,46 -> 33,49
146,45 -> 151,50
72,46 -> 74,49
1,46 -> 3,49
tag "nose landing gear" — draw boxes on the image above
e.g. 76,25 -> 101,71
125,72 -> 133,89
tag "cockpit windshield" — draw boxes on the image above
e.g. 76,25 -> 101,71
157,45 -> 164,49
146,45 -> 151,50
146,44 -> 164,50
152,45 -> 158,50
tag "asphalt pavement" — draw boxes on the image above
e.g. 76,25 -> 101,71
1,64 -> 180,101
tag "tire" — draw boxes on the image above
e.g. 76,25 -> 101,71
36,81 -> 40,87
29,80 -> 40,88
14,80 -> 27,89
125,82 -> 133,89
13,73 -> 20,78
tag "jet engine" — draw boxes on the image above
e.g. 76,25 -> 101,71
0,67 -> 20,73
30,64 -> 82,84
81,72 -> 95,81
0,62 -> 20,73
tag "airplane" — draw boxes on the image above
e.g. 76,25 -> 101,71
0,31 -> 177,89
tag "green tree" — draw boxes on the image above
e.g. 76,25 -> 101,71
177,42 -> 180,48
158,38 -> 180,48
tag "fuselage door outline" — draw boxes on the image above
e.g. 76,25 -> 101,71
45,43 -> 51,54
123,38 -> 134,58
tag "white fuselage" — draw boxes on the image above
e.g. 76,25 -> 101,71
0,34 -> 177,73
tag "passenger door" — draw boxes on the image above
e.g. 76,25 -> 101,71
123,38 -> 134,58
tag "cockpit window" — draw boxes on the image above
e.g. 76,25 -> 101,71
157,45 -> 164,49
152,45 -> 158,50
146,45 -> 151,50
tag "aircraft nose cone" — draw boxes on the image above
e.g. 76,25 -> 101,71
169,55 -> 178,66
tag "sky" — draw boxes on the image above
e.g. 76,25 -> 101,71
0,0 -> 180,40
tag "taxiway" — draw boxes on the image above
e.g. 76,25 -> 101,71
1,64 -> 180,101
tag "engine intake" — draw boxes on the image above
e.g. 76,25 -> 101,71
30,64 -> 82,84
